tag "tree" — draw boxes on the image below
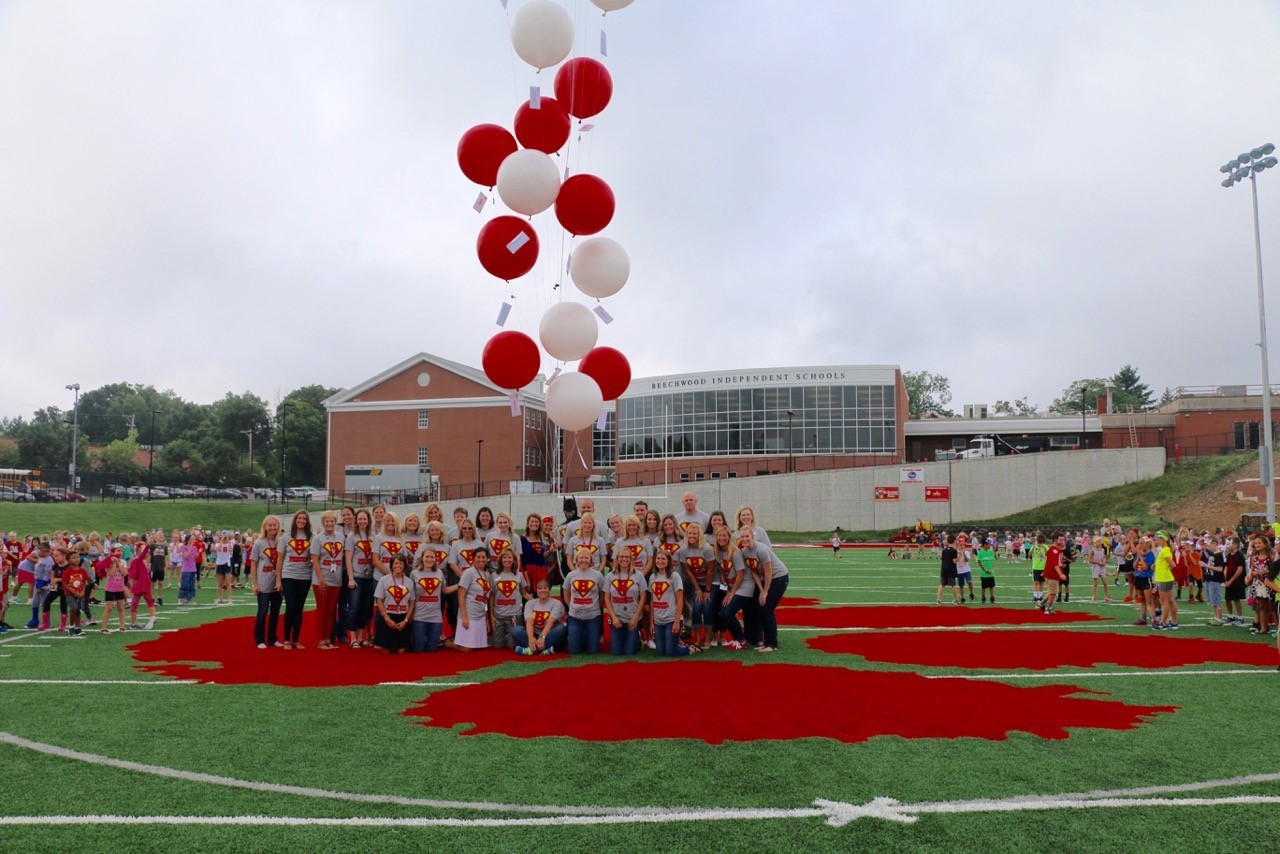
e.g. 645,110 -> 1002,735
91,430 -> 144,481
269,385 -> 338,487
1049,378 -> 1107,415
1111,364 -> 1155,411
903,371 -> 954,419
993,397 -> 1037,416
1159,386 -> 1174,406
13,407 -> 87,473
0,439 -> 21,468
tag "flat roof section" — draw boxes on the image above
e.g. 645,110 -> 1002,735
624,365 -> 900,398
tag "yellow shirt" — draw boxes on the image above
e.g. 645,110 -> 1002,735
1153,546 -> 1176,583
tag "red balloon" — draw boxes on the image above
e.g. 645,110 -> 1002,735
483,331 -> 541,390
578,346 -> 631,401
477,216 -> 539,280
555,174 -> 615,236
457,123 -> 517,187
514,97 -> 570,154
553,57 -> 613,120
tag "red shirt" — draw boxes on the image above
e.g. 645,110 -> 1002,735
62,566 -> 90,598
1043,546 -> 1063,580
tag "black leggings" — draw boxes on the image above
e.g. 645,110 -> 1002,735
281,578 -> 312,644
42,590 -> 67,615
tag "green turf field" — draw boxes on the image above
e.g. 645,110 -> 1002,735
1,547 -> 1276,852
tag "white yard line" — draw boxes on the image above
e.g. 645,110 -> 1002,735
0,679 -> 201,686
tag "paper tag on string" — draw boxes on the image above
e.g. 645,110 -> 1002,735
506,231 -> 530,254
593,305 -> 614,325
579,123 -> 595,133
596,410 -> 608,430
510,393 -> 521,416
529,86 -> 541,109
495,302 -> 512,327
600,31 -> 608,56
473,192 -> 487,213
566,253 -> 572,274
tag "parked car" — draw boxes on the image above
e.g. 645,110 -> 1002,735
210,488 -> 245,500
102,484 -> 129,498
127,486 -> 148,499
46,487 -> 87,502
0,486 -> 35,502
168,486 -> 195,499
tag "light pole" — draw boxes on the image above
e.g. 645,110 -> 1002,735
785,410 -> 795,474
241,428 -> 254,481
1221,142 -> 1279,523
476,438 -> 484,497
65,383 -> 80,488
1080,386 -> 1087,448
148,409 -> 160,497
279,403 -> 290,507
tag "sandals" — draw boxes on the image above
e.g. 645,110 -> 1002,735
317,642 -> 335,650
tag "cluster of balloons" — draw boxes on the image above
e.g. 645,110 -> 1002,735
462,0 -> 635,433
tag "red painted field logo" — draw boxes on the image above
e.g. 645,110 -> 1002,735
404,661 -> 1174,744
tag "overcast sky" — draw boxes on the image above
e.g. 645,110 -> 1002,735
3,0 -> 1279,422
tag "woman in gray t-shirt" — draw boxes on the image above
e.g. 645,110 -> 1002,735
562,550 -> 605,655
650,550 -> 696,657
605,549 -> 648,655
454,548 -> 492,650
409,547 -> 446,653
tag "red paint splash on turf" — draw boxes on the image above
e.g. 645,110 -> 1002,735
777,604 -> 1106,628
806,629 -> 1279,670
127,615 -> 532,686
403,660 -> 1173,743
778,596 -> 821,607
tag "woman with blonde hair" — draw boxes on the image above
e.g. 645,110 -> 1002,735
372,511 -> 402,581
250,515 -> 283,649
735,506 -> 771,546
400,512 -> 425,571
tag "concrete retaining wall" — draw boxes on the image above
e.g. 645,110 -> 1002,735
361,448 -> 1164,532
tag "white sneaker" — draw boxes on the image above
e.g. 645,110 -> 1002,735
257,643 -> 267,649
646,639 -> 657,649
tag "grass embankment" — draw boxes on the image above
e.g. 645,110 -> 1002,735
0,500 -> 287,534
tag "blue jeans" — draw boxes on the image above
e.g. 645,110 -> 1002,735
347,577 -> 374,633
254,591 -> 281,646
609,621 -> 640,655
689,588 -> 714,627
720,593 -> 757,642
179,572 -> 197,601
411,620 -> 443,652
511,622 -> 566,651
567,615 -> 602,654
653,622 -> 689,656
758,574 -> 789,648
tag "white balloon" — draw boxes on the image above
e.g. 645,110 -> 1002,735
546,372 -> 604,432
510,0 -> 574,70
589,0 -> 634,12
570,236 -> 629,299
496,149 -> 561,216
539,302 -> 598,361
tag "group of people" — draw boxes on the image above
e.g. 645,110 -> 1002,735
929,521 -> 1280,663
238,492 -> 789,657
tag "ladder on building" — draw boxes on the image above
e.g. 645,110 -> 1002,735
1126,405 -> 1139,448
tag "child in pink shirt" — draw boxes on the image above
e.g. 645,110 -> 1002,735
101,552 -> 131,633
127,546 -> 156,630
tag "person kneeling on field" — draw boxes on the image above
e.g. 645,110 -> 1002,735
514,579 -> 566,655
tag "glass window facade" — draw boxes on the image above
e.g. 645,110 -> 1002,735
593,412 -> 616,467
617,384 -> 897,461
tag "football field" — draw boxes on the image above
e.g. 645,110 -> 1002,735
2,547 -> 1277,852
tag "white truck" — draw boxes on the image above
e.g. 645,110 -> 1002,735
956,437 -> 997,460
344,465 -> 438,500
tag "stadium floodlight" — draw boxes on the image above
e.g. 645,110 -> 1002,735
1220,143 -> 1277,524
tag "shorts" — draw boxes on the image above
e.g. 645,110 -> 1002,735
939,570 -> 957,587
65,594 -> 84,612
1205,581 -> 1223,607
980,576 -> 996,589
1046,579 -> 1060,595
1091,564 -> 1108,579
956,571 -> 972,586
17,568 -> 35,586
104,590 -> 125,602
1156,580 -> 1176,594
1032,570 -> 1044,583
832,546 -> 840,553
1134,576 -> 1152,592
151,568 -> 165,583
1225,584 -> 1246,602
216,565 -> 234,576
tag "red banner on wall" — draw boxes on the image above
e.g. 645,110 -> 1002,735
874,486 -> 899,502
925,486 -> 950,502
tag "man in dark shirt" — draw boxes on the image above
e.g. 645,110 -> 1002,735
936,534 -> 961,605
